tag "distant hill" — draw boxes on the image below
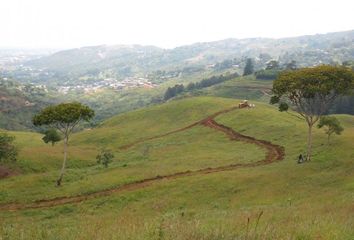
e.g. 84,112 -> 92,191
0,79 -> 54,130
26,45 -> 164,75
1,30 -> 353,131
26,30 -> 354,79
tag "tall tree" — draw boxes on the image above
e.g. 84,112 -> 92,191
271,65 -> 353,161
33,102 -> 94,186
164,87 -> 176,100
243,58 -> 254,76
317,116 -> 344,145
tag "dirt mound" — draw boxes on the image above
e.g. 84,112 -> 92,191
0,166 -> 16,179
0,106 -> 285,211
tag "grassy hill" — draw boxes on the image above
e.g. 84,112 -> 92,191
0,97 -> 354,239
180,75 -> 272,102
183,75 -> 354,114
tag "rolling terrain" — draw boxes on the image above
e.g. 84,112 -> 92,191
26,30 -> 354,78
1,97 -> 354,239
1,30 -> 353,131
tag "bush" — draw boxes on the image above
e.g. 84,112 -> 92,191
0,133 -> 17,162
96,149 -> 114,168
42,128 -> 62,146
255,69 -> 281,80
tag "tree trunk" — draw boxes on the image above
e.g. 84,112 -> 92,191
57,136 -> 68,186
306,123 -> 313,161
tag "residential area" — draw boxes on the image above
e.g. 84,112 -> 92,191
58,77 -> 156,94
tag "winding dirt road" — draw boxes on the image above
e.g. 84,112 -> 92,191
0,106 -> 284,211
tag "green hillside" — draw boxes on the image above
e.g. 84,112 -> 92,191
1,97 -> 354,239
182,75 -> 272,102
184,75 -> 354,114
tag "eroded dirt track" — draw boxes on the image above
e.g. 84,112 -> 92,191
0,106 -> 284,211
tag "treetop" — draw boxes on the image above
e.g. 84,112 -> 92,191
272,65 -> 354,97
33,102 -> 94,127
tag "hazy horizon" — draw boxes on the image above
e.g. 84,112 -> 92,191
1,29 -> 353,51
1,0 -> 354,49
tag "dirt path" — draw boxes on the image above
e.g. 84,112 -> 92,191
0,106 -> 284,211
119,106 -> 239,150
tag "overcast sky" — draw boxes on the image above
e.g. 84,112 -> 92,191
1,0 -> 353,49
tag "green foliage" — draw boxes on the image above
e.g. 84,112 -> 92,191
96,149 -> 114,168
0,133 -> 17,163
196,72 -> 239,89
317,116 -> 344,144
243,58 -> 254,76
163,72 -> 239,101
272,65 -> 354,115
42,129 -> 61,146
278,102 -> 289,112
164,84 -> 184,101
269,95 -> 280,105
255,69 -> 281,80
32,102 -> 94,186
33,102 -> 95,131
271,65 -> 354,160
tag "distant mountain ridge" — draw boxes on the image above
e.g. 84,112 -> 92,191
26,30 -> 354,76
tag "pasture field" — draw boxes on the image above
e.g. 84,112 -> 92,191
0,97 -> 353,239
